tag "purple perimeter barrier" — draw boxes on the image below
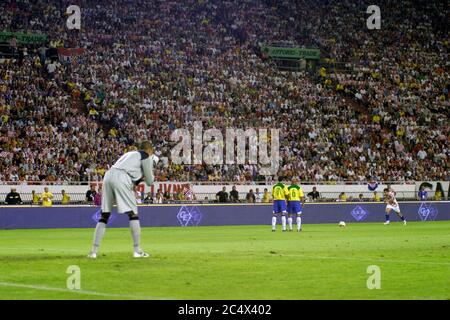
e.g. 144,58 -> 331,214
0,202 -> 449,229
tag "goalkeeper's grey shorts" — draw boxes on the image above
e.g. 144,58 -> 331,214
101,168 -> 137,214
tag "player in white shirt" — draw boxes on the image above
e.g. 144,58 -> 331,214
88,141 -> 159,258
383,188 -> 406,225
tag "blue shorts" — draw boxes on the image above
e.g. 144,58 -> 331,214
273,200 -> 287,214
287,201 -> 302,215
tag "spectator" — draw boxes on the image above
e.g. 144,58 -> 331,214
38,44 -> 47,65
262,188 -> 271,203
373,191 -> 381,202
417,149 -> 427,160
86,186 -> 97,204
46,60 -> 57,78
246,189 -> 256,203
9,36 -> 17,55
61,190 -> 71,205
434,190 -> 442,201
94,188 -> 102,206
338,192 -> 347,202
358,194 -> 364,202
254,188 -> 262,203
163,191 -> 171,202
174,191 -> 185,201
154,190 -> 163,204
135,190 -> 143,204
229,186 -> 239,203
308,187 -> 321,201
418,187 -> 428,201
41,187 -> 54,207
4,188 -> 22,205
31,190 -> 40,205
216,187 -> 229,203
144,192 -> 154,204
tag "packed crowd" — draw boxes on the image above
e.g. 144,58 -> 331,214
0,0 -> 448,183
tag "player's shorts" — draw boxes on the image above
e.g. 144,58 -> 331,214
386,203 -> 400,213
273,200 -> 287,214
101,168 -> 137,214
287,201 -> 302,215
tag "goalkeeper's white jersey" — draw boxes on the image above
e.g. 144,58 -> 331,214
112,151 -> 155,186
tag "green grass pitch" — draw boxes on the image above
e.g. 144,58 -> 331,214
0,221 -> 449,300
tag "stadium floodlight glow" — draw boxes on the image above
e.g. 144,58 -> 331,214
417,203 -> 438,221
177,206 -> 202,227
350,205 -> 369,221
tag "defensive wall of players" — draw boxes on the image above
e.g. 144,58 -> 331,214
0,201 -> 449,229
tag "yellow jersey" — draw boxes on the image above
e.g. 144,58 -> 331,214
62,194 -> 71,205
262,192 -> 270,203
32,193 -> 40,205
272,183 -> 289,201
41,192 -> 54,207
287,184 -> 304,201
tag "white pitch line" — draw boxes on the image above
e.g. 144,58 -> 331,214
0,282 -> 173,300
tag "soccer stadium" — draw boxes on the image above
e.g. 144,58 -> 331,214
0,0 -> 448,303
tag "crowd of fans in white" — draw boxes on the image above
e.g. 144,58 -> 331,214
0,0 -> 448,184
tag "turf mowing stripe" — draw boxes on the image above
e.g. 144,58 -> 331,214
279,254 -> 450,266
0,247 -> 84,253
0,282 -> 173,300
1,247 -> 448,266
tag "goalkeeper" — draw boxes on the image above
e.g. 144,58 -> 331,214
88,141 -> 159,259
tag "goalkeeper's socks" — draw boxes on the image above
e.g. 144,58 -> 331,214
281,216 -> 287,231
271,216 -> 277,231
130,220 -> 141,254
297,216 -> 302,231
92,222 -> 106,254
287,217 -> 293,230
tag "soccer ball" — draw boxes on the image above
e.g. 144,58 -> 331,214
338,221 -> 346,227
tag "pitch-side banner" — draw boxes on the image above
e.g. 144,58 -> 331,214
0,182 -> 192,196
0,181 -> 421,197
415,181 -> 449,193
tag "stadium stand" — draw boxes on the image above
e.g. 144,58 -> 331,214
0,0 -> 448,184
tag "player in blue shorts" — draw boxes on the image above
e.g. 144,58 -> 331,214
271,181 -> 289,231
287,177 -> 305,232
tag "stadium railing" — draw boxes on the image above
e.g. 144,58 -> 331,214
0,191 -> 446,206
0,180 -> 418,186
